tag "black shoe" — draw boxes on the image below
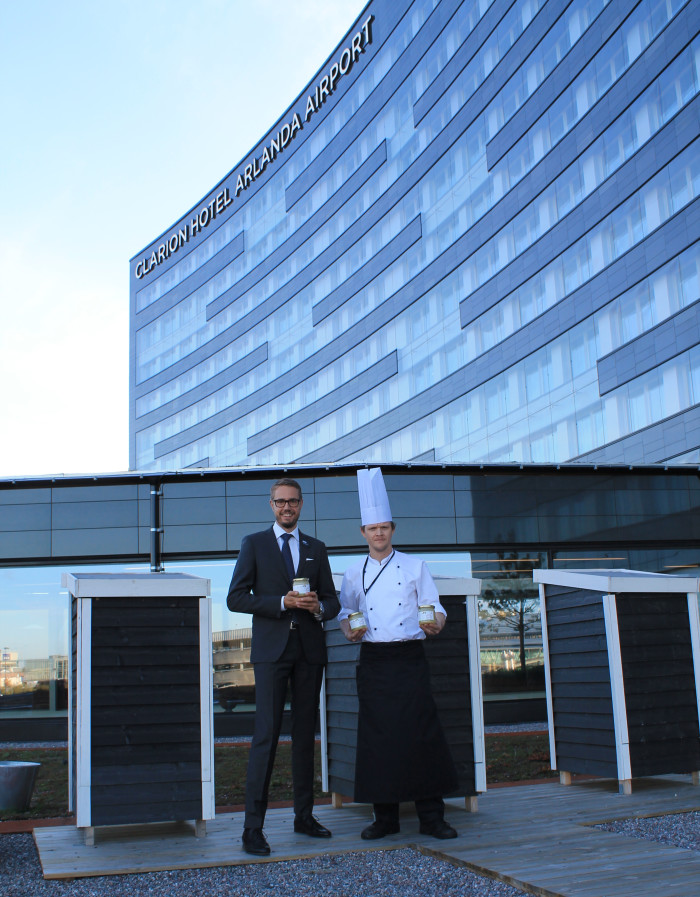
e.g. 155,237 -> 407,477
293,814 -> 332,838
419,819 -> 458,839
361,820 -> 400,840
242,827 -> 271,855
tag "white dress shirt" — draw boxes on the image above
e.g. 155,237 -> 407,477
274,522 -> 299,610
338,550 -> 446,642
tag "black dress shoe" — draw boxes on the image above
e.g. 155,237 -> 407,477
419,819 -> 458,839
242,827 -> 271,855
293,814 -> 332,838
360,820 -> 400,840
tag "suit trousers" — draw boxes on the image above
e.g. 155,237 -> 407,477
244,628 -> 324,828
373,796 -> 446,827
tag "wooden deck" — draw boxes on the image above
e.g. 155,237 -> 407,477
34,775 -> 700,896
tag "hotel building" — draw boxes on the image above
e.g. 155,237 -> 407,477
130,0 -> 700,470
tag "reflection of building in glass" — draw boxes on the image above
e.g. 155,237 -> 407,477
212,628 -> 253,706
478,610 -> 543,672
22,658 -> 52,684
0,648 -> 21,688
20,656 -> 69,685
2,465 -> 700,737
131,0 -> 700,470
52,655 -> 69,680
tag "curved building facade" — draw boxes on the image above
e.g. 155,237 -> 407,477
130,0 -> 700,471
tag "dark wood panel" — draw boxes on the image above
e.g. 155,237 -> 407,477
619,630 -> 694,650
618,612 -> 693,631
92,596 -> 200,610
628,721 -> 700,742
547,665 -> 612,683
623,657 -> 698,677
91,781 -> 201,806
328,742 -> 356,764
91,724 -> 201,748
550,696 -> 614,715
91,704 -> 200,726
91,742 -> 201,765
326,694 -> 360,713
630,742 -> 700,777
551,682 -> 613,699
90,800 -> 203,826
324,660 -> 358,679
554,710 -> 615,728
547,635 -> 609,653
91,762 -> 201,786
546,604 -> 606,625
625,691 -> 698,713
92,604 -> 199,628
624,675 -> 698,695
90,667 -> 199,687
555,740 -> 618,764
91,647 -> 200,667
553,751 -> 617,777
428,655 -> 473,676
328,758 -> 355,782
555,726 -> 616,747
92,627 -> 200,648
91,685 -> 201,706
326,710 -> 360,732
325,679 -> 359,697
325,725 -> 357,748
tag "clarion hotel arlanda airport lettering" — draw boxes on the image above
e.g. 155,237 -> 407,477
134,188 -> 233,280
133,14 -> 374,281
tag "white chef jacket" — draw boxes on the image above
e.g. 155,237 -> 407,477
338,550 -> 446,642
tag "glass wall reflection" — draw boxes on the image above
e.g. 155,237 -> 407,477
3,547 -> 697,733
0,563 -> 150,725
471,552 -> 545,702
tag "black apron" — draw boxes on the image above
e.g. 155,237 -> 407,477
354,639 -> 458,803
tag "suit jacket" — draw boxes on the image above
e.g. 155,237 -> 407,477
226,526 -> 339,663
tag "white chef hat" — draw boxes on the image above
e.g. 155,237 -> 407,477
357,467 -> 392,526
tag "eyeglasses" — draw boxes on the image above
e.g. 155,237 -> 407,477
272,498 -> 301,508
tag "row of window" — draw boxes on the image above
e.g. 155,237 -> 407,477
134,0 -> 697,471
133,0 -> 547,381
134,0 -> 445,315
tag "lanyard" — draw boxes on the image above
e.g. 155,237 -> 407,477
362,550 -> 395,596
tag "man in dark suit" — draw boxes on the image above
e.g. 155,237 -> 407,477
227,477 -> 339,856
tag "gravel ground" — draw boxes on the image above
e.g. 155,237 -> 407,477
4,728 -> 695,897
0,837 -> 528,897
2,811 -> 698,897
596,810 -> 700,851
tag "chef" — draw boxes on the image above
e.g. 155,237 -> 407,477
338,467 -> 459,840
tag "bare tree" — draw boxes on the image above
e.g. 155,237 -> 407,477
481,552 -> 542,680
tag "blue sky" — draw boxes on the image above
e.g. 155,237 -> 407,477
0,0 -> 367,478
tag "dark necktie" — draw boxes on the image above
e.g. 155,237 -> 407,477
281,532 -> 295,582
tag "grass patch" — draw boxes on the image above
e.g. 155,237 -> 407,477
486,733 -> 556,783
0,749 -> 70,821
1,733 -> 554,821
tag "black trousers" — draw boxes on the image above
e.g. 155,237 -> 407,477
354,640 -> 458,804
373,796 -> 445,827
244,628 -> 324,828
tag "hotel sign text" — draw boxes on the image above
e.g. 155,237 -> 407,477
134,14 -> 374,280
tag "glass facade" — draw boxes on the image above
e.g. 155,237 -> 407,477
2,466 -> 699,734
130,0 -> 700,470
5,545 -> 697,726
